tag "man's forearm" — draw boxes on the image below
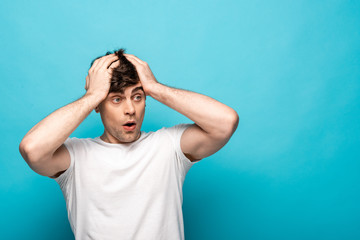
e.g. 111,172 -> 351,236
20,93 -> 101,162
149,83 -> 239,136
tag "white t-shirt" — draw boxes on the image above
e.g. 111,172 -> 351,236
53,124 -> 198,240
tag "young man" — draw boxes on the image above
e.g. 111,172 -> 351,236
19,49 -> 239,240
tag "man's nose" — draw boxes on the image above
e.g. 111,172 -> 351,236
124,99 -> 135,115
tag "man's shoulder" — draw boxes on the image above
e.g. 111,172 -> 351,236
145,123 -> 189,132
65,136 -> 93,141
160,123 -> 193,132
149,123 -> 193,139
64,136 -> 97,146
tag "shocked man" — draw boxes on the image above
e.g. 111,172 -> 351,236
19,48 -> 239,240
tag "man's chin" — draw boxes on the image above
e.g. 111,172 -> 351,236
118,131 -> 141,143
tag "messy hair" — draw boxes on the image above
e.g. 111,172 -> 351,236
90,48 -> 140,93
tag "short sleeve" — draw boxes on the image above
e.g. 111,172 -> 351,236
53,137 -> 76,189
163,124 -> 198,178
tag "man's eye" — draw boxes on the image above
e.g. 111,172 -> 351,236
113,98 -> 121,103
134,95 -> 142,101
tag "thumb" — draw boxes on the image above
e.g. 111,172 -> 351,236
85,75 -> 89,90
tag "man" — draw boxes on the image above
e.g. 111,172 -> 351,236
19,48 -> 239,240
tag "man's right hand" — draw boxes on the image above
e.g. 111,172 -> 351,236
85,53 -> 120,102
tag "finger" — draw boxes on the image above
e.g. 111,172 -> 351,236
90,57 -> 102,71
92,53 -> 116,71
108,59 -> 120,69
85,75 -> 89,90
99,54 -> 120,70
124,54 -> 136,64
124,54 -> 143,64
124,54 -> 144,65
124,55 -> 142,70
92,53 -> 115,69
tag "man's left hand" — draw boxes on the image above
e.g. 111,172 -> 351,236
124,54 -> 159,96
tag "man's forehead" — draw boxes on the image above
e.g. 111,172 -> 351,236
109,85 -> 144,96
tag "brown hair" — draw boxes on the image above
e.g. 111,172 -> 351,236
90,48 -> 140,93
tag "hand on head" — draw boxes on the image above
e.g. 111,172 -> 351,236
85,51 -> 159,100
85,53 -> 120,101
123,54 -> 159,96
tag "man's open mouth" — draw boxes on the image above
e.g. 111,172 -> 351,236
123,122 -> 136,127
123,121 -> 136,131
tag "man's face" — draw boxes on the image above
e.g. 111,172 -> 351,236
95,82 -> 146,143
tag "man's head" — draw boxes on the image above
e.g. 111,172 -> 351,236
90,48 -> 140,93
90,48 -> 146,144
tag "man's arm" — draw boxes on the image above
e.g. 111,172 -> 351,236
19,53 -> 119,177
124,54 -> 239,162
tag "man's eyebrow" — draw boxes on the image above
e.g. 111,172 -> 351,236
131,86 -> 145,94
109,92 -> 124,96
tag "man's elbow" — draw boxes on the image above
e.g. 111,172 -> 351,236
19,139 -> 40,163
215,110 -> 239,139
227,110 -> 239,136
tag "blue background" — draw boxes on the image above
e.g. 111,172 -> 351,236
1,0 -> 359,239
